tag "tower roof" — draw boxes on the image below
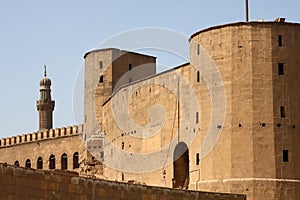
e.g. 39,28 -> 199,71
40,65 -> 51,86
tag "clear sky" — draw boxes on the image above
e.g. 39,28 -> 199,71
0,0 -> 299,137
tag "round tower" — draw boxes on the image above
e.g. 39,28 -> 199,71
36,65 -> 55,131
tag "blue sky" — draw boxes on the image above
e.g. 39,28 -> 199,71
0,0 -> 299,137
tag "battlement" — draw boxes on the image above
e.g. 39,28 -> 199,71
0,124 -> 83,147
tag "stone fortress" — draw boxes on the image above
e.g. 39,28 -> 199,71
0,20 -> 299,200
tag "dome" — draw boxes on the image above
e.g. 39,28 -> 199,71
40,77 -> 51,86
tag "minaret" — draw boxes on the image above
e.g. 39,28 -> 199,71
36,65 -> 55,131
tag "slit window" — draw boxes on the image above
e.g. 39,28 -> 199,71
100,151 -> 104,160
197,44 -> 200,55
283,150 -> 289,162
196,153 -> 200,165
99,75 -> 104,83
278,35 -> 282,47
197,71 -> 200,83
278,63 -> 284,75
129,64 -> 132,71
196,112 -> 199,124
99,61 -> 103,69
280,106 -> 286,118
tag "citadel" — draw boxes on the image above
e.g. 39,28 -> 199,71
0,20 -> 299,200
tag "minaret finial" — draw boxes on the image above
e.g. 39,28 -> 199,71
44,65 -> 47,77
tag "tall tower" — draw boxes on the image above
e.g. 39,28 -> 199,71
37,65 -> 55,131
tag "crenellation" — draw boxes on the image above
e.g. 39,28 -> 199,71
61,127 -> 67,136
67,126 -> 73,135
0,125 -> 83,147
49,129 -> 55,138
55,127 -> 61,136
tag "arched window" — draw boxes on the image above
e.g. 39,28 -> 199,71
49,154 -> 55,169
73,152 -> 79,169
61,153 -> 68,170
25,159 -> 31,168
37,157 -> 43,169
14,160 -> 19,167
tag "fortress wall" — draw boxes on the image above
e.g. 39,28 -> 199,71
0,163 -> 246,200
0,125 -> 83,170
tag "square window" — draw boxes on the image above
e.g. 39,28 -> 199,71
283,150 -> 289,162
278,63 -> 284,75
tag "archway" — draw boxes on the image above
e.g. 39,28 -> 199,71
14,160 -> 19,167
25,159 -> 31,168
173,142 -> 189,189
73,152 -> 79,169
49,154 -> 55,169
61,153 -> 68,169
37,157 -> 43,169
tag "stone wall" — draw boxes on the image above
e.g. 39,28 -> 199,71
0,125 -> 83,171
0,163 -> 246,200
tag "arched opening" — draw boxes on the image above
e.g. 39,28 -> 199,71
25,159 -> 31,168
37,157 -> 43,169
173,142 -> 189,189
49,154 -> 55,169
14,160 -> 19,167
61,153 -> 68,169
73,152 -> 79,169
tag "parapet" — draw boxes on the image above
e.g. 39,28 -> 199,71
0,124 -> 83,147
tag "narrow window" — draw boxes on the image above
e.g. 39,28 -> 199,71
14,160 -> 19,167
100,151 -> 104,160
278,35 -> 282,47
278,63 -> 284,75
196,112 -> 199,124
129,78 -> 132,83
197,44 -> 200,55
49,154 -> 55,169
73,152 -> 79,169
197,71 -> 200,83
121,142 -> 124,149
280,106 -> 286,118
129,64 -> 132,71
61,153 -> 68,169
196,153 -> 200,165
37,157 -> 43,169
25,159 -> 31,168
99,75 -> 104,83
99,61 -> 103,69
121,173 -> 124,181
283,150 -> 289,162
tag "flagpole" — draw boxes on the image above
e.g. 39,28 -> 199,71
246,0 -> 249,22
